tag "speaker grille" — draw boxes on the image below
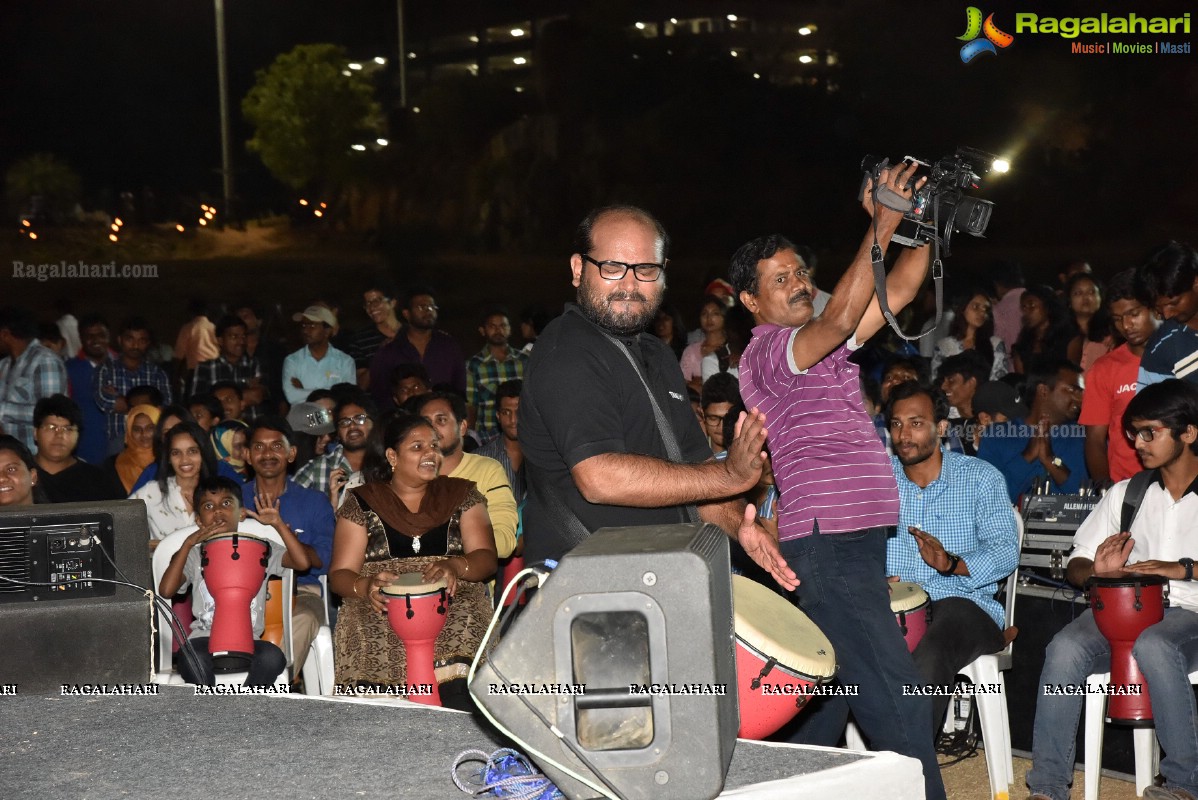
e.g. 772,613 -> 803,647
0,528 -> 29,593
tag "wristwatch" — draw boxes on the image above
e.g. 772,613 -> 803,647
1180,557 -> 1195,581
938,552 -> 962,576
1050,457 -> 1065,469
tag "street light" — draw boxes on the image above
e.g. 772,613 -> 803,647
214,0 -> 233,225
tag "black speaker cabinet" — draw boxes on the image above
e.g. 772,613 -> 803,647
471,523 -> 737,800
0,501 -> 153,693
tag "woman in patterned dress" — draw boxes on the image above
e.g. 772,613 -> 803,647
329,413 -> 497,701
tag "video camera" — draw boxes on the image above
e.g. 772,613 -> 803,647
858,147 -> 1001,253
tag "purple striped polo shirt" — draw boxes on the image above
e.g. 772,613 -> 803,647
739,324 -> 899,541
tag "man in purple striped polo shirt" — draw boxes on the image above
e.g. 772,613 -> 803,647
731,162 -> 947,800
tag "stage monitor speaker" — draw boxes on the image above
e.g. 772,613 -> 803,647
0,500 -> 153,693
471,523 -> 737,800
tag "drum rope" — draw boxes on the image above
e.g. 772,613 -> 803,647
451,747 -> 564,799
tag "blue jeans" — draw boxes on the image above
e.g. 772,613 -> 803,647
779,526 -> 946,800
1028,607 -> 1198,800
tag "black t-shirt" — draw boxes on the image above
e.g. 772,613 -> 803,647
38,460 -> 126,503
519,305 -> 711,561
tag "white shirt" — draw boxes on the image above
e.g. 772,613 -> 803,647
1069,475 -> 1198,612
131,477 -> 194,541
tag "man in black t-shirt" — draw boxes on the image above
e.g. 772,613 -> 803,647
33,395 -> 124,503
519,205 -> 794,589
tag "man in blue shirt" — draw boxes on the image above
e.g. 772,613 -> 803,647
1137,241 -> 1198,388
242,416 -> 334,675
978,358 -> 1087,502
65,314 -> 114,464
886,381 -> 1019,733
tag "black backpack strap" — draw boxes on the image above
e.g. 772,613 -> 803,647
1120,469 -> 1159,533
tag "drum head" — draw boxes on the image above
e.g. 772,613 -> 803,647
1087,572 -> 1169,589
380,572 -> 449,597
889,581 -> 929,612
732,575 -> 836,679
204,531 -> 270,546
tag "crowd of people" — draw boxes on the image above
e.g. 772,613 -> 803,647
3,170 -> 1198,799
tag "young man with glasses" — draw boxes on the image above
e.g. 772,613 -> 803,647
348,283 -> 402,391
520,205 -> 788,587
367,286 -> 466,409
1028,379 -> 1198,800
295,394 -> 375,508
32,395 -> 123,502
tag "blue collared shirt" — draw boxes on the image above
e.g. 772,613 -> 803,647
242,478 -> 335,585
886,449 -> 1019,629
976,417 -> 1088,503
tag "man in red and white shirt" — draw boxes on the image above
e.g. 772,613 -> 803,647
1080,269 -> 1159,485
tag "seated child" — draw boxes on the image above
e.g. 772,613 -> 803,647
158,475 -> 312,686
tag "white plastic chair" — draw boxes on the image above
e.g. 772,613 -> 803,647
299,574 -> 336,696
151,524 -> 291,688
846,511 -> 1023,800
1081,670 -> 1166,800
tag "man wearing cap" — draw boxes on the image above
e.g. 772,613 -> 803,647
242,416 -> 333,674
973,380 -> 1027,434
282,306 -> 355,406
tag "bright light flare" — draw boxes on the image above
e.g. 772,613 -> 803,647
992,158 -> 1011,173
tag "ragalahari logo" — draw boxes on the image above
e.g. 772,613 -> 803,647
958,7 -> 1015,62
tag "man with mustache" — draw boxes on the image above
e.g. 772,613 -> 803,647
519,205 -> 792,588
730,162 -> 946,800
242,417 -> 331,676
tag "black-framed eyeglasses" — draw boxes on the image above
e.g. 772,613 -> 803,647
336,414 -> 372,428
1126,425 -> 1171,443
581,254 -> 666,282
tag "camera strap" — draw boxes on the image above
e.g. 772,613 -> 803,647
869,194 -> 944,342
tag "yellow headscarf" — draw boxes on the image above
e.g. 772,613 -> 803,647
115,404 -> 161,493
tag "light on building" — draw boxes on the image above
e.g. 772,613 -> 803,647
992,159 -> 1011,173
510,28 -> 524,37
28,232 -> 38,240
412,107 -> 421,113
799,54 -> 814,64
21,219 -> 30,227
374,56 -> 386,65
351,144 -> 367,151
727,14 -> 738,22
299,199 -> 309,206
314,209 -> 324,218
513,56 -> 527,65
199,218 -> 207,226
111,223 -> 119,232
730,50 -> 739,57
348,62 -> 362,70
342,70 -> 351,76
109,233 -> 118,242
376,138 -> 389,146
514,86 -> 524,93
319,202 -> 327,209
469,35 -> 479,43
114,217 -> 123,226
176,224 -> 185,232
407,52 -> 417,59
798,27 -> 812,35
753,72 -> 761,79
669,18 -> 678,24
635,22 -> 645,30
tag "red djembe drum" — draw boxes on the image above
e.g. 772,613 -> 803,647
732,574 -> 837,740
381,574 -> 450,706
200,532 -> 272,672
1087,573 -> 1168,725
890,581 -> 932,653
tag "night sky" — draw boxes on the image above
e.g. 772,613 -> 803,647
2,0 -> 1196,254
